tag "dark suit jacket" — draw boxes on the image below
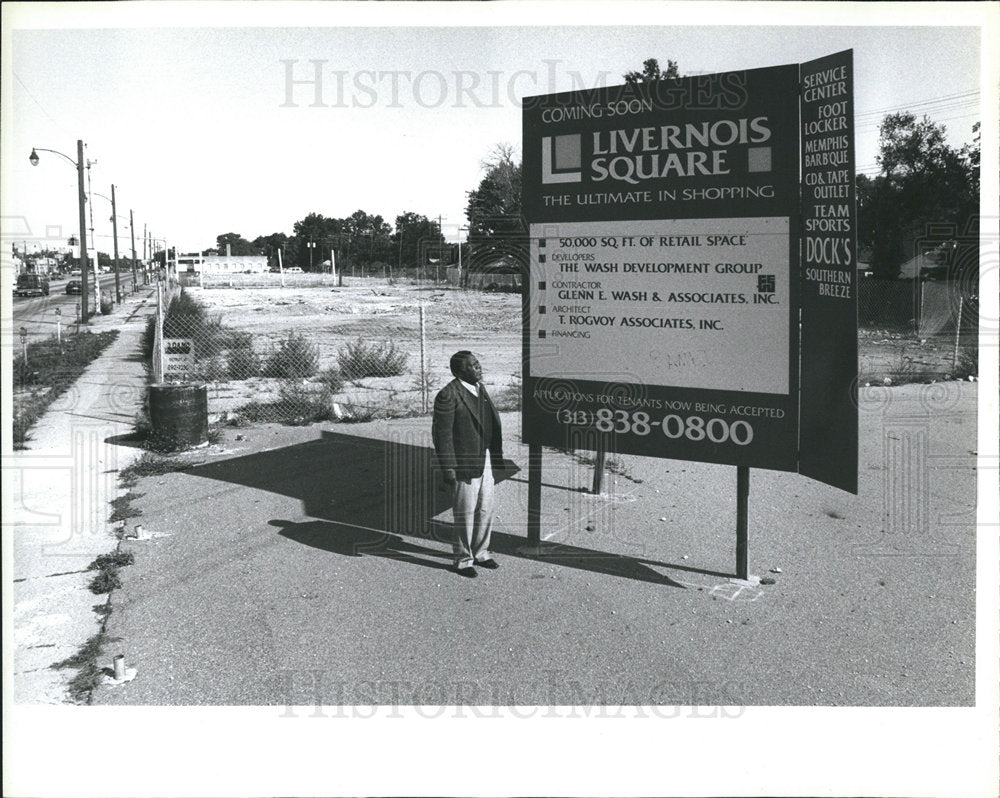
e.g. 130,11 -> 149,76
432,379 -> 504,481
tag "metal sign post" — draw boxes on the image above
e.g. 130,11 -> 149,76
527,444 -> 543,548
736,466 -> 750,580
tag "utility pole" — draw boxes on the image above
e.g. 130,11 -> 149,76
77,141 -> 90,321
85,158 -> 102,314
111,184 -> 121,302
129,209 -> 138,292
437,215 -> 444,283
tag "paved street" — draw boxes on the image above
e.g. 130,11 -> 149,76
93,383 -> 977,707
8,272 -> 147,341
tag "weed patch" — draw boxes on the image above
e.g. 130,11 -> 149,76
89,550 -> 135,571
318,366 -> 345,392
108,492 -> 143,523
119,452 -> 191,487
52,633 -> 105,703
87,542 -> 135,595
492,376 -> 522,412
338,337 -> 408,379
226,332 -> 261,379
236,380 -> 333,425
954,344 -> 978,380
264,332 -> 320,378
12,330 -> 119,449
88,568 -> 122,594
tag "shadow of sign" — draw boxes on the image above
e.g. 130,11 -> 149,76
184,429 -> 685,588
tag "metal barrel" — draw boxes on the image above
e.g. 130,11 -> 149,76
148,383 -> 208,450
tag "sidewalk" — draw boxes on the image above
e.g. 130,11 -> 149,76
5,288 -> 156,703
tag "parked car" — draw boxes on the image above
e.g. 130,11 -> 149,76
15,273 -> 50,297
65,280 -> 82,295
285,266 -> 303,273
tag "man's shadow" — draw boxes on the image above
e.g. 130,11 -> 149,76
187,429 -> 685,588
269,519 -> 455,573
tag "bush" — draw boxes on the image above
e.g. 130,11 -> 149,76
197,354 -> 229,382
100,292 -> 114,314
493,382 -> 522,411
227,334 -> 261,379
318,366 -> 344,392
338,337 -> 408,379
955,344 -> 978,379
159,291 -> 229,363
141,315 -> 157,360
236,380 -> 333,425
264,332 -> 319,378
163,290 -> 209,331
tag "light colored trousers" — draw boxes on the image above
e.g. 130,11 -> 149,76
452,449 -> 495,568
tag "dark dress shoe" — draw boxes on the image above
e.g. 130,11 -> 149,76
456,566 -> 477,578
475,558 -> 499,570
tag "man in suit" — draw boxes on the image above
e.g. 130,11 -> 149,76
432,351 -> 505,578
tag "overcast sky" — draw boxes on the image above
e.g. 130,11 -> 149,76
2,3 -> 991,257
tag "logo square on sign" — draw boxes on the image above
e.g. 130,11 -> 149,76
542,135 -> 582,184
748,146 -> 772,173
554,134 -> 581,170
757,274 -> 775,293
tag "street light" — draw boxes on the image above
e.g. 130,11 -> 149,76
29,142 -> 92,320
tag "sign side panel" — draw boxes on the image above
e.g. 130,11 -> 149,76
799,50 -> 859,493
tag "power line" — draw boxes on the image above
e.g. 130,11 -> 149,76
12,71 -> 73,135
855,89 -> 979,118
855,93 -> 980,125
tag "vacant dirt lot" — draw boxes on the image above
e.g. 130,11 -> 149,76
182,279 -> 973,420
185,279 -> 522,418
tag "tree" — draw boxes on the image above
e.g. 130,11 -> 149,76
341,210 -> 393,266
292,213 -> 342,271
857,113 -> 978,279
215,232 -> 255,256
623,58 -> 680,84
252,232 -> 291,270
465,143 -> 525,271
392,211 -> 442,269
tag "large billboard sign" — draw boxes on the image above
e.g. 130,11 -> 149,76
522,54 -> 857,491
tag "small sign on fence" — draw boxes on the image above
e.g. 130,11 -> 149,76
162,338 -> 195,378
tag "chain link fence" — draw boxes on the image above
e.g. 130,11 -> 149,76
148,277 -> 522,427
857,277 -> 979,384
144,264 -> 978,435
